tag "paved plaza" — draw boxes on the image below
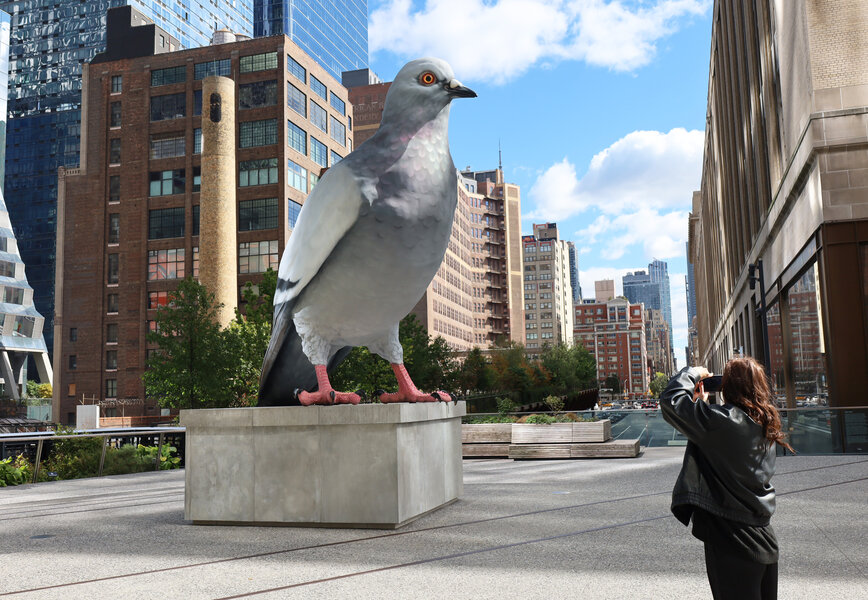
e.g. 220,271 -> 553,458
1,447 -> 866,599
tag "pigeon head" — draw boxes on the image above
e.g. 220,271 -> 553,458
381,58 -> 476,127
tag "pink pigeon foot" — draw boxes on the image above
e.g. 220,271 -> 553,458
297,365 -> 361,406
378,363 -> 453,404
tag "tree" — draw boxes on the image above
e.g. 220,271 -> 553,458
539,343 -> 597,393
649,372 -> 669,398
230,268 -> 277,404
144,278 -> 236,409
456,347 -> 496,394
604,374 -> 621,394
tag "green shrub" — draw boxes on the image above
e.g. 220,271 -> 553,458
0,455 -> 33,486
465,415 -> 517,424
543,395 -> 564,414
524,414 -> 557,424
496,396 -> 515,417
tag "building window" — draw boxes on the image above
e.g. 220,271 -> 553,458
239,80 -> 278,109
240,52 -> 277,73
148,249 -> 185,280
287,121 -> 306,155
151,65 -> 186,86
784,263 -> 827,402
288,200 -> 302,228
149,133 -> 185,159
194,89 -> 202,116
194,59 -> 231,80
239,158 -> 279,187
329,92 -> 346,115
287,84 -> 306,117
192,205 -> 199,236
239,198 -> 279,231
193,246 -> 199,278
107,294 -> 118,313
69,327 -> 78,342
287,159 -> 307,193
310,171 -> 320,190
107,254 -> 119,284
310,75 -> 327,100
330,150 -> 342,166
148,291 -> 170,309
106,350 -> 118,370
68,355 -> 77,370
149,169 -> 185,196
148,207 -> 185,239
287,55 -> 306,82
4,287 -> 23,304
239,241 -> 278,274
150,93 -> 186,121
330,116 -> 346,146
108,176 -> 120,202
194,128 -> 202,154
109,138 -> 121,164
310,101 -> 327,132
106,323 -> 118,344
110,75 -> 122,93
240,119 -> 278,148
105,379 -> 117,398
0,261 -> 13,278
108,214 -> 120,244
193,167 -> 201,192
109,102 -> 121,127
11,316 -> 34,338
310,137 -> 327,168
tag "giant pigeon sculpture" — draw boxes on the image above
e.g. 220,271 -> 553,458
259,57 -> 476,406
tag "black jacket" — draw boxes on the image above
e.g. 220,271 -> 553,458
660,367 -> 777,527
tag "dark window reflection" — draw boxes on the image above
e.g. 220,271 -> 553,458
786,265 -> 827,405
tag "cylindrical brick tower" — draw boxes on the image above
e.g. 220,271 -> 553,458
199,76 -> 237,327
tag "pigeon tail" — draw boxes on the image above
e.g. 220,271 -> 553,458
258,301 -> 352,406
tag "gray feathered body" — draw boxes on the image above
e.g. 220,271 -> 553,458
259,103 -> 458,405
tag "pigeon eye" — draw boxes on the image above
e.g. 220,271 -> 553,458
419,72 -> 437,86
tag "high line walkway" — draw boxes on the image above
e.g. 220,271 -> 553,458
0,448 -> 865,599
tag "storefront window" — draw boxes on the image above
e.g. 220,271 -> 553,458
785,264 -> 827,405
766,302 -> 786,405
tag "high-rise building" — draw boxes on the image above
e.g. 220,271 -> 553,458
412,170 -> 524,349
645,308 -> 673,376
522,223 -> 574,353
574,298 -> 648,398
253,0 -> 368,82
2,2 -> 254,357
567,242 -> 581,304
622,270 -> 660,312
685,237 -> 698,368
594,279 -> 614,303
690,1 -> 868,408
55,17 -> 352,424
344,71 -> 389,148
648,259 -> 673,357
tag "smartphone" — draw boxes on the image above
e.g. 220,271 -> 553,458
701,375 -> 723,393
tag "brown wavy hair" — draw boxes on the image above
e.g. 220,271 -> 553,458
722,356 -> 794,452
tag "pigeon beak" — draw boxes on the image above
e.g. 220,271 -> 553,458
445,78 -> 477,98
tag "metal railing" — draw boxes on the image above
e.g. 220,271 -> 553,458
462,407 -> 868,455
0,427 -> 185,483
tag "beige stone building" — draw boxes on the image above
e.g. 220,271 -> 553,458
522,223 -> 574,353
595,279 -> 615,303
412,169 -> 525,349
690,0 -> 868,409
645,308 -> 673,376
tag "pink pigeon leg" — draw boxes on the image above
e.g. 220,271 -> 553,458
378,363 -> 452,403
297,365 -> 361,406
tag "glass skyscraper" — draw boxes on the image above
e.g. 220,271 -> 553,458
623,270 -> 661,312
1,0 -> 253,354
253,0 -> 367,82
648,259 -> 674,358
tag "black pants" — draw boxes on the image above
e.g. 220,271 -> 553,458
704,543 -> 778,600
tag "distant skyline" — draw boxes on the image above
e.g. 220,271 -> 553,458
367,0 -> 713,368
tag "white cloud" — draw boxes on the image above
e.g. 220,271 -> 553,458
370,0 -> 710,83
528,128 -> 704,221
578,246 -> 592,255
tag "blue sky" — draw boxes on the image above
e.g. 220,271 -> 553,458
366,0 -> 714,368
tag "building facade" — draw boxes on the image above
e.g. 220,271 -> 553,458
522,223 -> 574,353
2,1 -> 254,357
344,73 -> 389,148
594,279 -> 614,303
645,307 -> 673,376
567,241 -> 581,303
55,26 -> 352,423
648,259 -> 674,362
622,270 -> 659,312
412,170 -> 524,349
574,298 -> 648,399
253,0 -> 368,82
690,0 -> 868,409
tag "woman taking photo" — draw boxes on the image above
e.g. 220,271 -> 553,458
660,356 -> 793,600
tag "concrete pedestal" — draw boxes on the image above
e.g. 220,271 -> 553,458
180,401 -> 465,529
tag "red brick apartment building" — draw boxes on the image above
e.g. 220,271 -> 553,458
55,16 -> 352,423
574,298 -> 649,399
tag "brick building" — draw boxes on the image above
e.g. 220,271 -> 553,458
55,23 -> 352,423
644,307 -> 673,376
522,223 -> 574,353
574,298 -> 648,399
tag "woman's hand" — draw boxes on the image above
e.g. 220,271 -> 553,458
693,366 -> 712,403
